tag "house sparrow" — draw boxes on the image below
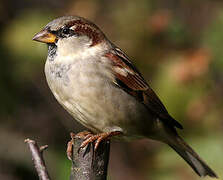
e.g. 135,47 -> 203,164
33,16 -> 217,178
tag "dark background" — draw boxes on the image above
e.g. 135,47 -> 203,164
0,0 -> 222,179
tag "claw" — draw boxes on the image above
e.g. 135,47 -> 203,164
79,131 -> 122,151
66,132 -> 76,160
75,131 -> 93,153
67,131 -> 122,157
66,140 -> 73,160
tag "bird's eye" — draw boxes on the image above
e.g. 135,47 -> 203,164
62,27 -> 70,35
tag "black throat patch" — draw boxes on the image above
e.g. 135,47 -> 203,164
48,44 -> 57,61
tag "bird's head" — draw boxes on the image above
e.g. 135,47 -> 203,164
33,16 -> 108,57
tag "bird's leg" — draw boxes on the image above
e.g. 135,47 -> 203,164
66,132 -> 76,160
79,131 -> 122,151
67,131 -> 122,158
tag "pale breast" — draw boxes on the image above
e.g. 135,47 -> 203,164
45,54 -> 153,136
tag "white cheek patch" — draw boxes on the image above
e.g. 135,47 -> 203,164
55,37 -> 110,65
56,36 -> 92,57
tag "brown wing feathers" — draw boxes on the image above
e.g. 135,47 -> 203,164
105,48 -> 183,129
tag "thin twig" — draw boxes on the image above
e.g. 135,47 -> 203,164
25,139 -> 51,180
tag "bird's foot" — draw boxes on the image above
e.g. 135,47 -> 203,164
79,131 -> 122,151
66,131 -> 93,160
75,131 -> 93,139
66,131 -> 122,159
66,132 -> 76,160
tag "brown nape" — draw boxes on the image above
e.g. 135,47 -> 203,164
66,20 -> 105,46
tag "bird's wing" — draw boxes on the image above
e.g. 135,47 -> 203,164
104,47 -> 183,129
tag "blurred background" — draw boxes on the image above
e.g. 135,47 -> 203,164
0,0 -> 222,179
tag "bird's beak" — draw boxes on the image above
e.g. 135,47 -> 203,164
32,29 -> 56,43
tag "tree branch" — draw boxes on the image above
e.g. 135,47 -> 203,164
70,135 -> 110,180
25,135 -> 110,180
25,139 -> 51,180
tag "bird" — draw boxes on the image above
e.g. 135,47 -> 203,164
33,15 -> 217,178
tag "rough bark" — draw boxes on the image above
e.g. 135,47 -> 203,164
70,137 -> 110,180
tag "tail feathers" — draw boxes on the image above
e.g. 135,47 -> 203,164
168,136 -> 218,178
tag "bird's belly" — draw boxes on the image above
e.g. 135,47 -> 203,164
45,62 -> 155,136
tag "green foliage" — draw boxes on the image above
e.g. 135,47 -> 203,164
0,1 -> 222,180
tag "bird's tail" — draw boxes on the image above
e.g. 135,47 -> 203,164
167,135 -> 218,178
